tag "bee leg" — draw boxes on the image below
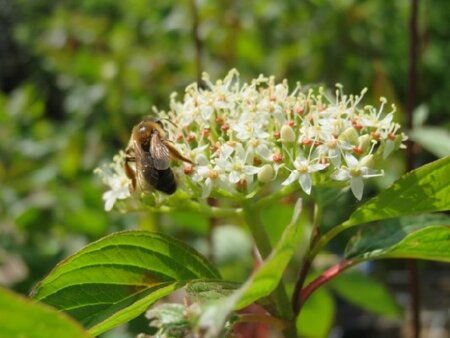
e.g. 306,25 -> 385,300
162,140 -> 194,165
124,157 -> 137,192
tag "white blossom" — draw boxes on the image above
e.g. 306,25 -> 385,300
94,152 -> 131,211
331,154 -> 383,200
282,156 -> 329,194
97,70 -> 406,210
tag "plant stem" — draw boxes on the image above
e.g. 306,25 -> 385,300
292,203 -> 322,314
242,202 -> 297,337
308,221 -> 348,260
300,260 -> 356,306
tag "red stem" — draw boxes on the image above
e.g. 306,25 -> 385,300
298,260 -> 355,309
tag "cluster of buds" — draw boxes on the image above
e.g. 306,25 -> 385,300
96,70 -> 406,210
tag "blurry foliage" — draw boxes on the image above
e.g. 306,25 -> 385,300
0,0 -> 449,335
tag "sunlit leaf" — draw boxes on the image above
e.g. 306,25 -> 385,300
185,280 -> 239,304
0,287 -> 91,338
345,214 -> 450,261
344,156 -> 450,227
32,231 -> 219,336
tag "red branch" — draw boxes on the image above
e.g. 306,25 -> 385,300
299,260 -> 355,307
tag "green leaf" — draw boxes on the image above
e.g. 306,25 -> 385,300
296,288 -> 335,338
196,199 -> 304,337
379,226 -> 450,261
344,156 -> 450,227
0,287 -> 91,338
186,280 -> 277,316
328,271 -> 401,318
409,127 -> 450,158
345,214 -> 450,258
260,203 -> 296,244
32,231 -> 219,336
185,280 -> 239,304
346,214 -> 450,262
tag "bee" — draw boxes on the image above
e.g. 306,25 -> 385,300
124,118 -> 193,194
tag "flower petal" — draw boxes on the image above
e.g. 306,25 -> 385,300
244,165 -> 261,175
344,154 -> 358,167
299,173 -> 312,195
255,144 -> 272,160
282,170 -> 299,186
331,169 -> 350,181
202,178 -> 213,198
350,176 -> 364,200
309,163 -> 329,173
229,171 -> 240,184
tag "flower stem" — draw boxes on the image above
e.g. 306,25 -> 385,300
241,202 -> 297,337
300,259 -> 356,306
292,203 -> 322,314
308,220 -> 349,261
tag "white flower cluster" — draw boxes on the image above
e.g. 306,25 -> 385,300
97,70 -> 406,210
94,152 -> 131,211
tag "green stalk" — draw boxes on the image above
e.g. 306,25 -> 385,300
308,220 -> 349,261
241,201 -> 297,337
292,203 -> 322,314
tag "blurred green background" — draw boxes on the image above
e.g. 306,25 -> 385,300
1,0 -> 449,337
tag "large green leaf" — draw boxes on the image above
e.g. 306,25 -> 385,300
345,214 -> 450,259
377,226 -> 450,261
345,214 -> 450,261
328,271 -> 401,318
0,287 -> 91,338
32,231 -> 219,336
344,156 -> 450,227
196,199 -> 304,337
296,288 -> 335,338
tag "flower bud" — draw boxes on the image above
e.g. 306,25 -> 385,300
257,164 -> 275,183
339,127 -> 359,145
280,125 -> 296,143
360,154 -> 375,168
358,134 -> 371,151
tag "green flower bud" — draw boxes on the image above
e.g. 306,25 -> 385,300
257,164 -> 275,183
280,125 -> 296,143
360,154 -> 375,168
358,134 -> 371,151
339,127 -> 359,145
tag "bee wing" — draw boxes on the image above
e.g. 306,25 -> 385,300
150,132 -> 170,170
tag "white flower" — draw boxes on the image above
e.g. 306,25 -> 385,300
282,156 -> 329,194
192,154 -> 233,198
97,70 -> 405,208
215,143 -> 261,187
331,154 -> 383,200
95,152 -> 131,211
